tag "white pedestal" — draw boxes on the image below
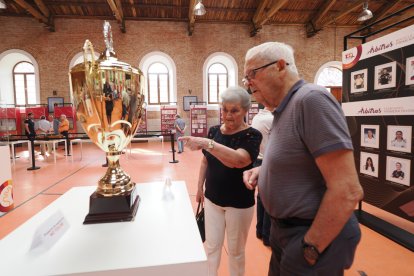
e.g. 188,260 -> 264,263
0,181 -> 207,276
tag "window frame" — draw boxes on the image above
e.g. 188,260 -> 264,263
13,61 -> 36,106
147,62 -> 170,105
207,62 -> 228,105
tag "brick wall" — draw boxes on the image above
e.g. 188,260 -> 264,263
0,17 -> 356,131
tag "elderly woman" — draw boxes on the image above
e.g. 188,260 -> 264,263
180,86 -> 262,276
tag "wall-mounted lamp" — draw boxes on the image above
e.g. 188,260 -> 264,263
194,0 -> 206,16
357,1 -> 373,22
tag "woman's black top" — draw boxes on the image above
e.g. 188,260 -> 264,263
202,125 -> 262,208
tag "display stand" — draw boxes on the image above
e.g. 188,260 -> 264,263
247,102 -> 259,125
190,105 -> 207,137
160,105 -> 177,135
0,145 -> 13,216
0,182 -> 208,275
343,5 -> 414,251
0,106 -> 21,136
219,107 -> 223,125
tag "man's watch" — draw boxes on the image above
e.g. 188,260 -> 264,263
302,239 -> 320,266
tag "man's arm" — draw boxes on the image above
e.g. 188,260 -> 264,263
304,149 -> 364,253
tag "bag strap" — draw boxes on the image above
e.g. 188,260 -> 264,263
196,201 -> 203,215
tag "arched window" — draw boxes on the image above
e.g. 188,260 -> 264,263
315,61 -> 343,102
13,62 -> 36,105
316,66 -> 342,87
147,62 -> 170,105
208,63 -> 228,104
203,52 -> 238,109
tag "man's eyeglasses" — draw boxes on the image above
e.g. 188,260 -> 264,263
242,60 -> 289,87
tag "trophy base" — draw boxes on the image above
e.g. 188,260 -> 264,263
83,188 -> 140,224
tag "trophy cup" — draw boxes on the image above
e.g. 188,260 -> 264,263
69,21 -> 145,224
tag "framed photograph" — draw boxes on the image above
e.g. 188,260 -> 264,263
374,61 -> 396,90
387,125 -> 412,153
360,151 -> 379,178
361,124 -> 380,148
47,97 -> 64,113
183,96 -> 197,111
386,156 -> 411,187
350,69 -> 368,93
405,56 -> 414,85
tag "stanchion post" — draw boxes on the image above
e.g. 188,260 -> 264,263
169,131 -> 179,164
27,138 -> 40,171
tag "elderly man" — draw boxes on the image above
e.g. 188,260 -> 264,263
58,114 -> 70,155
242,42 -> 364,275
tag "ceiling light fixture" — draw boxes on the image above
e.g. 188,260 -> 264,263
0,0 -> 7,10
194,0 -> 206,16
357,1 -> 373,22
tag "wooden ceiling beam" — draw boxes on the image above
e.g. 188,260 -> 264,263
107,0 -> 125,33
188,0 -> 196,36
13,0 -> 55,31
251,0 -> 288,37
319,0 -> 365,27
305,0 -> 337,38
33,0 -> 49,18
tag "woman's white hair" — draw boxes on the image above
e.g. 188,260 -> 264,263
245,42 -> 298,75
220,86 -> 251,110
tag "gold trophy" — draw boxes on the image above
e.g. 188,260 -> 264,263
69,21 -> 145,224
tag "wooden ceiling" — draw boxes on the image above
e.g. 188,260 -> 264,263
1,0 -> 414,36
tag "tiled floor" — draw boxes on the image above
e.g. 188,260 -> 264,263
1,141 -> 413,275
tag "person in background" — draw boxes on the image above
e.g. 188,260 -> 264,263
121,88 -> 130,120
392,162 -> 405,180
37,115 -> 51,155
364,157 -> 375,172
179,86 -> 262,276
48,114 -> 59,135
105,93 -> 114,124
242,42 -> 363,275
58,114 -> 70,155
364,129 -> 376,144
174,114 -> 186,153
250,102 -> 274,247
24,112 -> 36,141
390,130 -> 407,148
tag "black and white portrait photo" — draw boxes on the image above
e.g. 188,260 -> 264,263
406,56 -> 414,86
374,61 -> 396,90
361,124 -> 380,149
350,69 -> 368,93
387,125 -> 412,153
386,156 -> 411,187
360,152 -> 379,178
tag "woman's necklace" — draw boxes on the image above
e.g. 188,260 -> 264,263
221,123 -> 248,135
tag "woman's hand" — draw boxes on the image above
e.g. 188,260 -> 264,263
196,188 -> 204,203
243,166 -> 261,190
179,136 -> 209,151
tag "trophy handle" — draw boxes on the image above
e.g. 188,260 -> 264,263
82,39 -> 96,85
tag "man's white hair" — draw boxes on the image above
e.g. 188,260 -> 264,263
245,42 -> 299,75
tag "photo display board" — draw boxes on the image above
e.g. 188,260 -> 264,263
190,105 -> 207,137
342,24 -> 414,222
160,105 -> 177,135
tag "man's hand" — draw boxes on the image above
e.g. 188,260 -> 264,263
243,166 -> 260,190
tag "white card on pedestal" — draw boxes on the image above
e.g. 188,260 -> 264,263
30,210 -> 70,251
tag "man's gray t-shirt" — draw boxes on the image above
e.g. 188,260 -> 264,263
259,80 -> 353,220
